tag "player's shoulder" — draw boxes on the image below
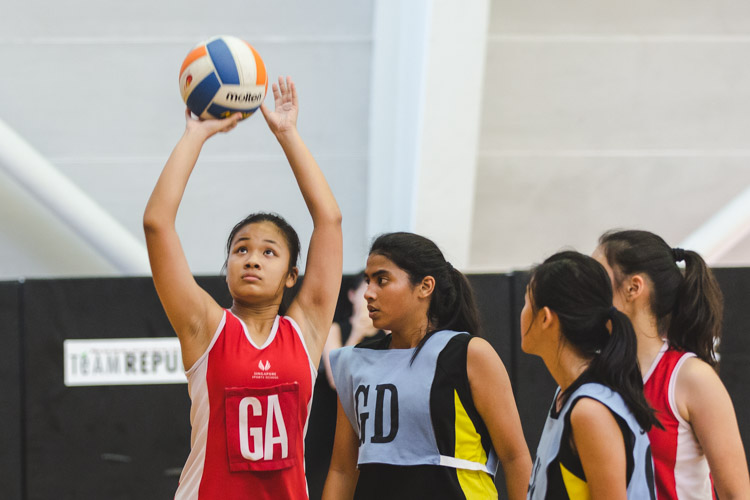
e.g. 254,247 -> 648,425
676,356 -> 722,392
569,396 -> 617,429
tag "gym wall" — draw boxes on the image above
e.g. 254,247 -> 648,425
1,271 -> 747,499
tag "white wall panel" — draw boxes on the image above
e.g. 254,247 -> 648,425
491,0 -> 750,34
721,234 -> 750,265
0,0 -> 373,278
0,0 -> 371,38
0,42 -> 371,157
471,158 -> 750,270
58,155 -> 368,275
472,0 -> 750,270
0,168 -> 115,276
480,41 -> 750,151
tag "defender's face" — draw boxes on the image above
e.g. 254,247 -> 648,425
363,254 -> 421,333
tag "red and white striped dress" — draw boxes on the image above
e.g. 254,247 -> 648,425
175,310 -> 315,500
643,343 -> 715,500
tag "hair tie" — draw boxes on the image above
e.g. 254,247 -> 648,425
672,247 -> 686,263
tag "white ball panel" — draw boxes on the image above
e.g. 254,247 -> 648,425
225,38 -> 258,85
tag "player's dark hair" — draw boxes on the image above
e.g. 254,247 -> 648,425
528,251 -> 659,431
369,232 -> 480,359
599,230 -> 723,366
224,212 -> 300,273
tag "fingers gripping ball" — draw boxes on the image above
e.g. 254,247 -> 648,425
179,35 -> 268,120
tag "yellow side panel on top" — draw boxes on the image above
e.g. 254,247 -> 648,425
560,462 -> 591,500
454,390 -> 497,499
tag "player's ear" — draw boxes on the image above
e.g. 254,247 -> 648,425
417,276 -> 435,299
286,267 -> 299,288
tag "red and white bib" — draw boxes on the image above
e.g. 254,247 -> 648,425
644,343 -> 715,500
175,310 -> 315,500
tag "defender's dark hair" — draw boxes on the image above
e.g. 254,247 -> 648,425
599,230 -> 723,366
369,232 -> 480,357
224,212 -> 300,272
529,251 -> 659,431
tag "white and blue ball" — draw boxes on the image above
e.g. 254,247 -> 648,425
179,35 -> 268,120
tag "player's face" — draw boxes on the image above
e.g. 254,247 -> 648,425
226,221 -> 296,303
363,254 -> 424,334
591,246 -> 627,312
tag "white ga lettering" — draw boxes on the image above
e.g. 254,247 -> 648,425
238,395 -> 288,461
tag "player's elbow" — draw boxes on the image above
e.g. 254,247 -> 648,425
325,207 -> 343,227
143,208 -> 171,235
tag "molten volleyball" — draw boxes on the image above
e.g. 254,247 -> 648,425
179,35 -> 268,120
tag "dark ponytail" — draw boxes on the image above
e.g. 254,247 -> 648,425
529,251 -> 659,431
369,232 -> 480,357
599,230 -> 723,365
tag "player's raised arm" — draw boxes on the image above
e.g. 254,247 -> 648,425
261,76 -> 343,364
143,110 -> 241,368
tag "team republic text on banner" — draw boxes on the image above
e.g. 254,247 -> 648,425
64,338 -> 186,386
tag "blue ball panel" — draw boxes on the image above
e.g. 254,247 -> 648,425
206,102 -> 260,119
207,38 -> 240,85
186,72 -> 221,116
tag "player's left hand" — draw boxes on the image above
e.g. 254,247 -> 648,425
260,76 -> 299,135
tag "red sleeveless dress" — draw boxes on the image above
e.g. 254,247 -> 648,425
175,310 -> 315,499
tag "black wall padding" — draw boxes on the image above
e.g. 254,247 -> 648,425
467,273 -> 516,495
713,268 -> 750,468
468,274 -> 514,367
0,282 -> 22,500
9,269 -> 750,500
22,276 -> 229,500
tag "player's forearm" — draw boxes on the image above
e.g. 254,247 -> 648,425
274,128 -> 341,226
322,469 -> 357,500
502,453 -> 533,500
144,130 -> 207,230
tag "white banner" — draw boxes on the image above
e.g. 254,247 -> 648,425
63,338 -> 186,386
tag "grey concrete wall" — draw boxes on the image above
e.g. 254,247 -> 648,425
0,0 -> 373,278
2,0 -> 748,278
472,0 -> 750,270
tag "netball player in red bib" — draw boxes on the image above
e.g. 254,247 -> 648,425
594,230 -> 750,500
144,76 -> 342,500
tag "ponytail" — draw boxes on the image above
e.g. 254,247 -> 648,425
599,230 -> 723,365
578,309 -> 660,431
530,251 -> 659,431
433,265 -> 480,336
368,232 -> 481,360
670,250 -> 723,365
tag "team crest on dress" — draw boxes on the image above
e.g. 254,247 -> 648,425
253,360 -> 278,380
